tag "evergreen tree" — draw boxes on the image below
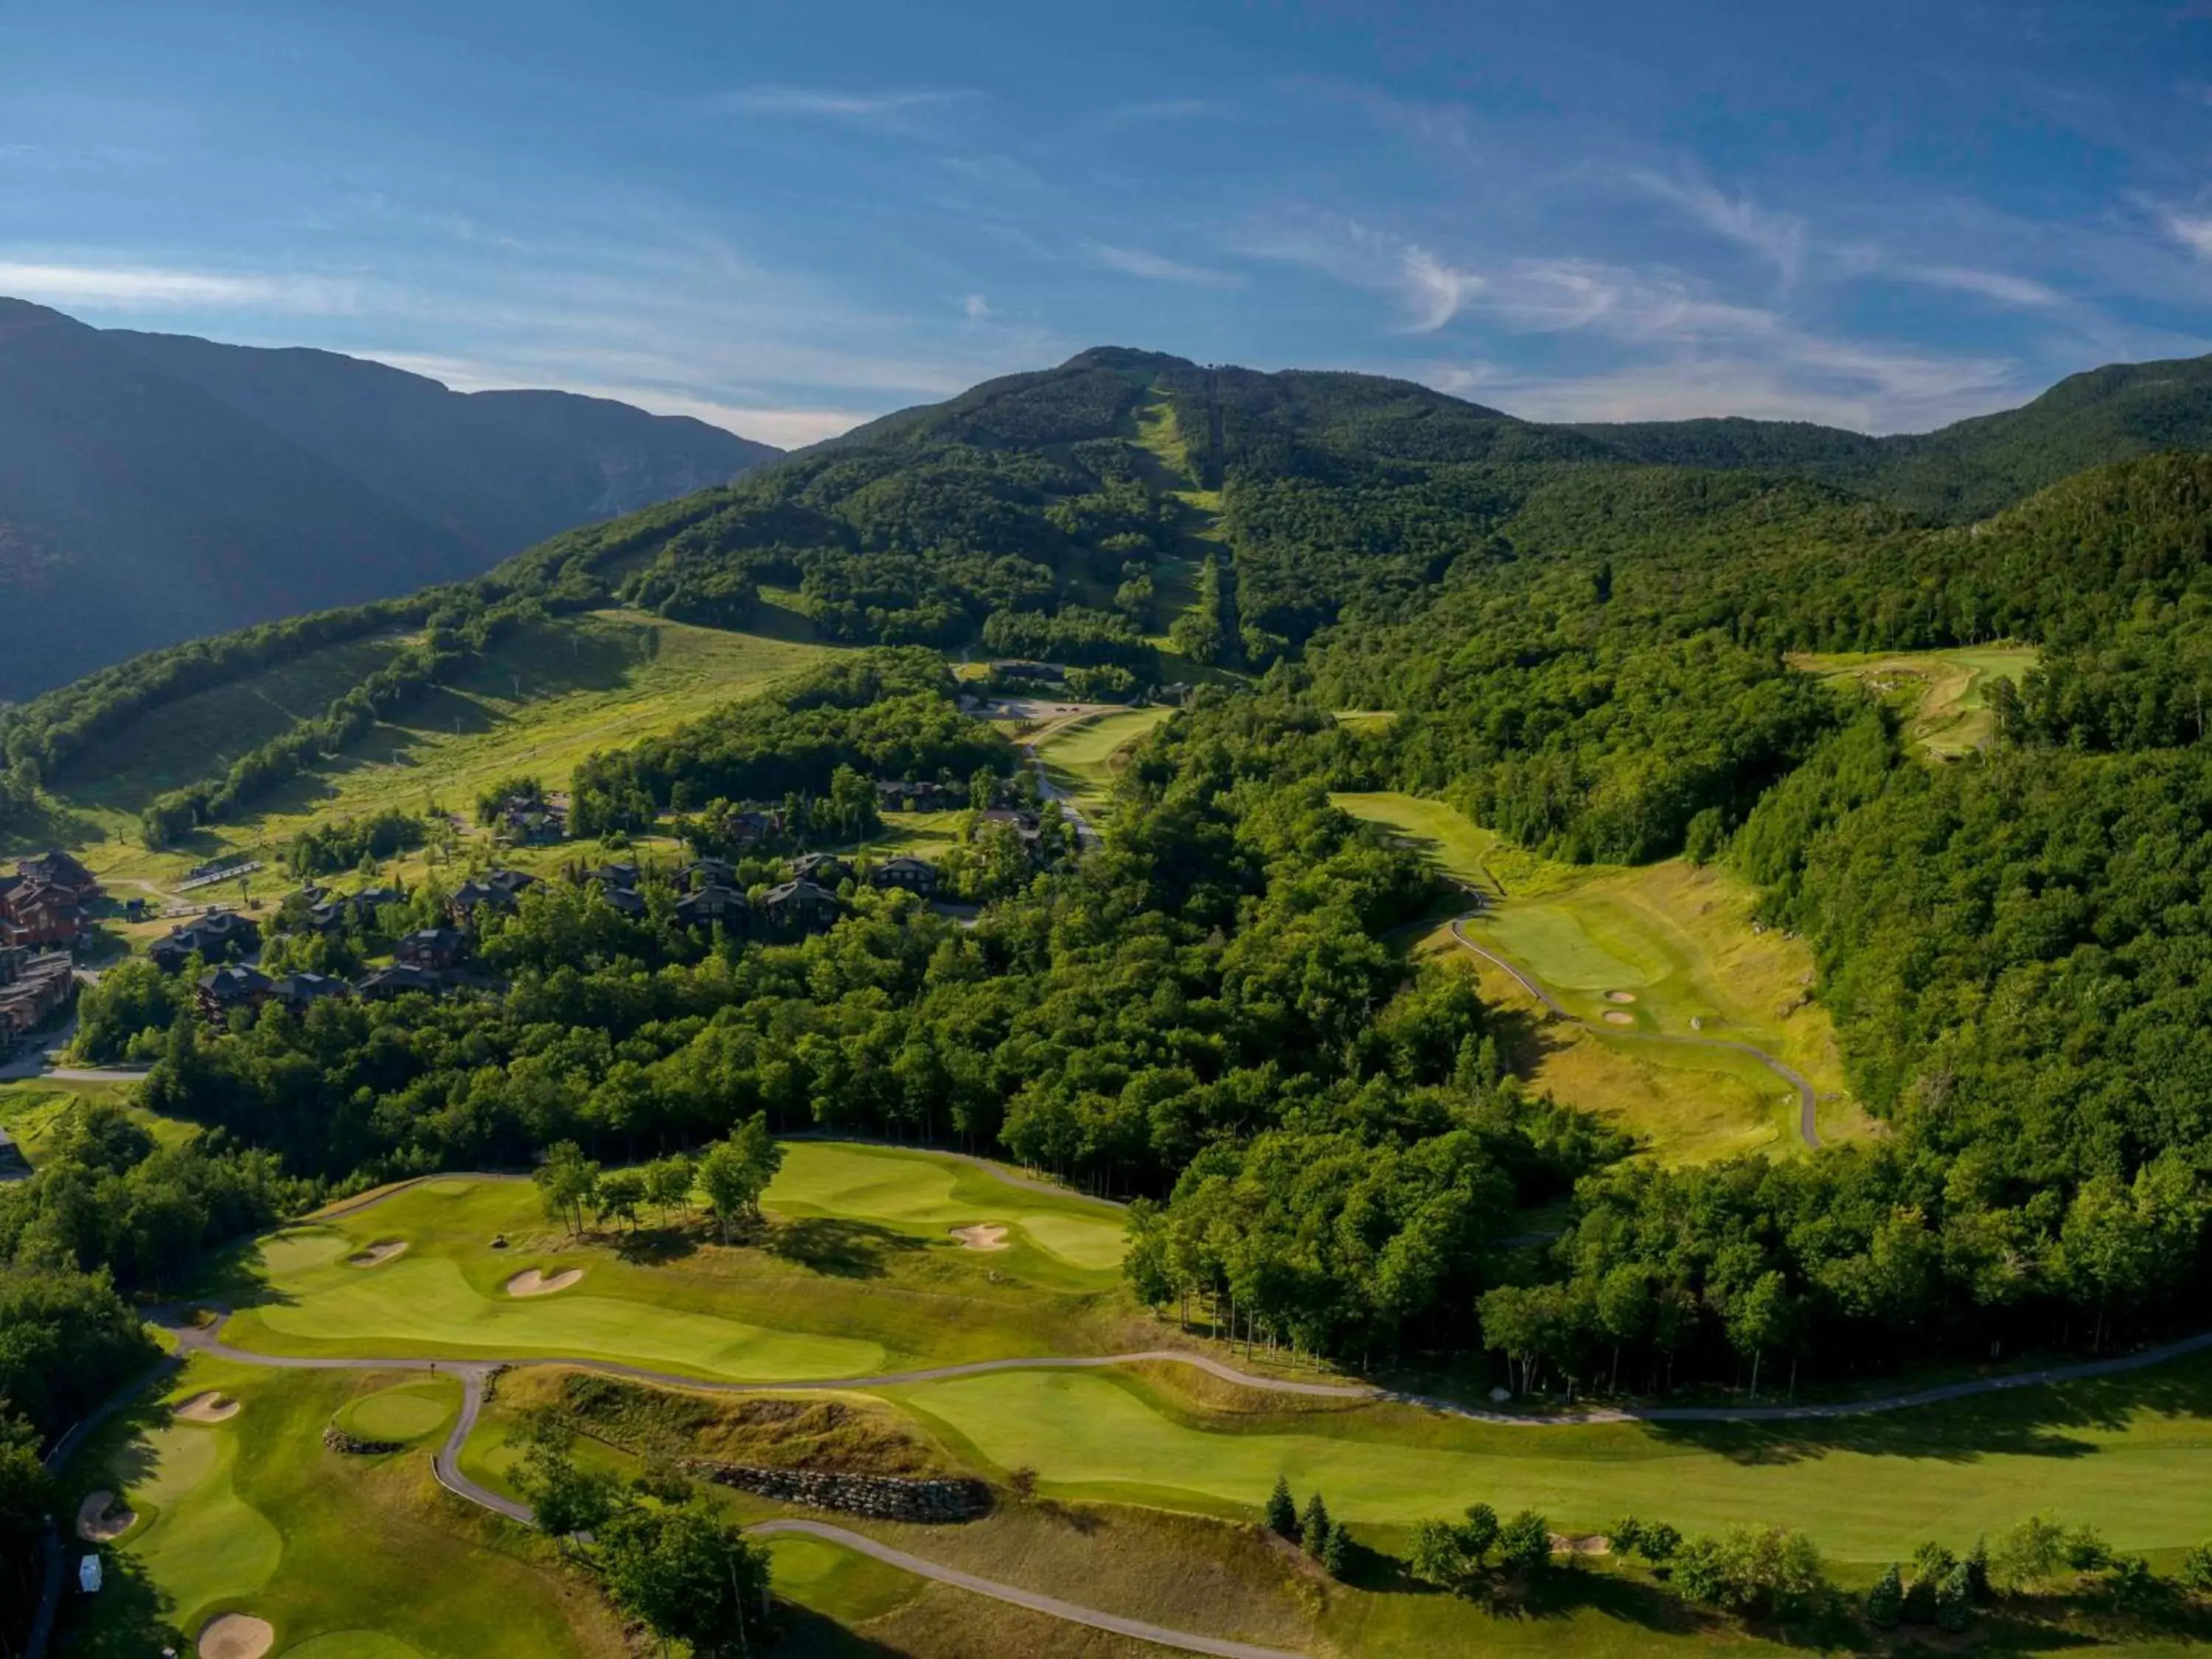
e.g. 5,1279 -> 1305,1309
1264,1475 -> 1298,1539
1321,1520 -> 1351,1579
1300,1491 -> 1332,1559
1935,1562 -> 1975,1632
1865,1563 -> 1904,1629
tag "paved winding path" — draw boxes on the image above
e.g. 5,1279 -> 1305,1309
1447,916 -> 1825,1150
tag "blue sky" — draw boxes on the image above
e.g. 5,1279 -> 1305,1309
4,0 -> 2208,445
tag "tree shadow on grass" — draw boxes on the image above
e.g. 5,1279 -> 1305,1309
765,1218 -> 927,1281
54,1546 -> 185,1659
1644,1351 -> 2212,1467
613,1225 -> 703,1266
768,1601 -> 911,1656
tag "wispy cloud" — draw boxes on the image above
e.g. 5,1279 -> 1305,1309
963,292 -> 990,320
0,260 -> 364,313
1633,173 -> 1808,285
1088,243 -> 1243,289
2166,211 -> 2212,261
1893,263 -> 2065,307
720,86 -> 973,122
1234,212 -> 1481,330
1099,98 -> 1215,128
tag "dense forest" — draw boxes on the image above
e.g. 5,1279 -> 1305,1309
13,341 -> 2212,1474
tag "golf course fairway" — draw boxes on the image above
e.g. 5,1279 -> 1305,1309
886,1364 -> 2212,1563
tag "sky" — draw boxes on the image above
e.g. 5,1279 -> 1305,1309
4,0 -> 2209,447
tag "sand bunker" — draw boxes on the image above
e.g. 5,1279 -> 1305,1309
950,1224 -> 1009,1251
176,1391 -> 240,1424
347,1239 -> 409,1267
198,1613 -> 274,1659
505,1267 -> 583,1297
1604,990 -> 1638,1004
75,1490 -> 135,1542
1602,1010 -> 1636,1026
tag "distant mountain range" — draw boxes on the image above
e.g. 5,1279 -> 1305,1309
0,299 -> 779,696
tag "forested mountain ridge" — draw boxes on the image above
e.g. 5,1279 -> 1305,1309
12,331 -> 2212,1521
0,299 -> 778,697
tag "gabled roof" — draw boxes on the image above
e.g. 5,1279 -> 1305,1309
200,964 -> 271,998
762,877 -> 841,908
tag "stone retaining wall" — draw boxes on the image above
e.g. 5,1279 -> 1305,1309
686,1462 -> 990,1523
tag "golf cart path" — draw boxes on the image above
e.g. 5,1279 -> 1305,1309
1447,916 -> 1824,1150
98,1306 -> 2212,1659
153,1318 -> 1310,1659
168,1299 -> 2212,1427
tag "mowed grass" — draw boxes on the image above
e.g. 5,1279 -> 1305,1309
1792,644 -> 2039,759
1334,792 -> 1871,1161
63,1358 -> 620,1658
209,1144 -> 1132,1379
64,611 -> 835,899
1031,706 -> 1174,815
768,1141 -> 1127,1273
882,1362 -> 2212,1565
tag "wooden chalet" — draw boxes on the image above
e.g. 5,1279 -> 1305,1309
394,927 -> 467,971
150,911 -> 260,973
673,883 -> 748,931
788,852 -> 851,886
198,964 -> 274,1020
867,855 -> 941,896
759,878 -> 841,936
356,962 -> 444,1001
448,869 -> 538,925
0,947 -> 75,1046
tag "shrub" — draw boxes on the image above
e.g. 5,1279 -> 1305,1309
2180,1541 -> 2212,1592
1865,1562 -> 1903,1628
1498,1509 -> 1552,1576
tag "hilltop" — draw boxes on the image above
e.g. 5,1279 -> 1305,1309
0,299 -> 779,696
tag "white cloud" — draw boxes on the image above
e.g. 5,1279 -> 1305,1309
1894,264 -> 2065,307
1422,326 -> 2023,435
1633,173 -> 1808,285
0,260 -> 363,313
720,86 -> 971,121
1398,247 -> 1481,331
2166,212 -> 2212,261
1088,243 -> 1243,289
964,292 -> 991,320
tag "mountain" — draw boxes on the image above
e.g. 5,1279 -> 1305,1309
0,299 -> 779,697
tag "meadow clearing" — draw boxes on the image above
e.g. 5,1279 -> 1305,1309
1332,791 -> 1870,1161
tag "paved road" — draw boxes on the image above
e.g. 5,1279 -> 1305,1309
1447,916 -> 1824,1150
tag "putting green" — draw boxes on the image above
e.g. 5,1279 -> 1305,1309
1477,900 -> 1665,991
338,1382 -> 452,1444
891,1368 -> 2212,1562
765,1142 -> 1124,1271
125,1413 -> 283,1628
1014,1211 -> 1125,1270
76,1363 -> 611,1658
242,1253 -> 886,1381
